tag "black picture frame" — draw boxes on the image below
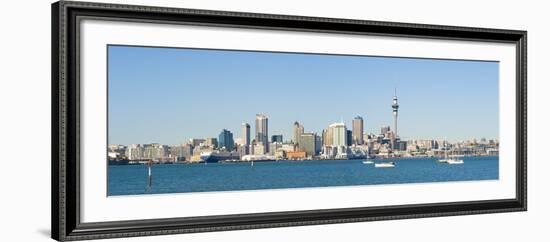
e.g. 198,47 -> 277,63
52,1 -> 527,241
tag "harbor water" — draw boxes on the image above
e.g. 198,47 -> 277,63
108,156 -> 498,196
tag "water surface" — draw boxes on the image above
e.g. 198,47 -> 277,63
108,156 -> 498,196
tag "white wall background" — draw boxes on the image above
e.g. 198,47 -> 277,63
0,0 -> 546,241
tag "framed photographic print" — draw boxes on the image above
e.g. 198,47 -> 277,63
52,1 -> 527,241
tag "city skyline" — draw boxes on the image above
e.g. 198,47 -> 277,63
108,45 -> 499,145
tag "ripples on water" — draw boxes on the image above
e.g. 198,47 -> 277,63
108,156 -> 498,196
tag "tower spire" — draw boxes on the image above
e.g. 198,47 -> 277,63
392,88 -> 399,150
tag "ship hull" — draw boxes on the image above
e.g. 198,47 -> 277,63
200,152 -> 240,163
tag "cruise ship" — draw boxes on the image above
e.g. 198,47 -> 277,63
199,151 -> 240,163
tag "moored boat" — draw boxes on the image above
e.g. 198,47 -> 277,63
375,162 -> 395,168
199,151 -> 240,163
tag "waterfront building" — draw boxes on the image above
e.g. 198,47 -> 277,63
169,144 -> 194,162
299,133 -> 317,157
169,145 -> 184,161
329,122 -> 347,146
269,142 -> 282,155
271,134 -> 283,143
280,143 -> 297,152
253,143 -> 266,155
237,144 -> 248,158
321,146 -> 337,159
415,139 -> 436,150
255,114 -> 269,153
182,144 -> 193,161
274,150 -> 286,160
143,143 -> 169,161
127,144 -> 143,160
108,151 -> 120,159
406,144 -> 419,153
286,151 -> 306,159
293,121 -> 304,145
204,138 -> 218,148
335,145 -> 349,159
395,140 -> 407,151
352,116 -> 364,145
108,144 -> 127,154
218,129 -> 235,151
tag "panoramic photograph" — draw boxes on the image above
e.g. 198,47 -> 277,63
107,45 -> 499,196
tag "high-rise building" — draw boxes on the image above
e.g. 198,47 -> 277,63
255,114 -> 269,153
299,133 -> 317,157
205,138 -> 218,148
322,128 -> 333,146
293,121 -> 304,145
346,130 -> 353,147
352,116 -> 364,145
315,135 -> 322,155
329,122 -> 347,146
271,135 -> 283,143
241,122 -> 250,146
218,129 -> 234,151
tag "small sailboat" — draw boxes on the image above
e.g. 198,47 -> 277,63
446,158 -> 464,164
438,140 -> 464,164
375,162 -> 395,168
251,160 -> 254,167
438,139 -> 451,163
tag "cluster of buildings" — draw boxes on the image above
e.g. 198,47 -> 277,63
108,93 -> 499,163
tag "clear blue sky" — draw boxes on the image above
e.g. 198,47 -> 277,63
108,45 -> 499,145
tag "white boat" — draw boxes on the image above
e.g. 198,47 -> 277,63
437,139 -> 464,164
438,139 -> 451,163
446,159 -> 464,164
362,160 -> 374,164
375,162 -> 395,168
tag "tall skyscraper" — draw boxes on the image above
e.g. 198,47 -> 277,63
329,122 -> 347,146
218,129 -> 234,151
293,121 -> 304,145
352,116 -> 364,145
322,128 -> 333,146
241,123 -> 251,155
299,133 -> 317,157
392,89 -> 400,149
346,130 -> 353,147
241,123 -> 250,146
255,114 -> 269,153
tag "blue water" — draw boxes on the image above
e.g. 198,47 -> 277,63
107,156 -> 498,196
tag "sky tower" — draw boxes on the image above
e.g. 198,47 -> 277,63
392,89 -> 399,149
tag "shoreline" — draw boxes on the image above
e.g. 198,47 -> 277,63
108,155 -> 499,166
